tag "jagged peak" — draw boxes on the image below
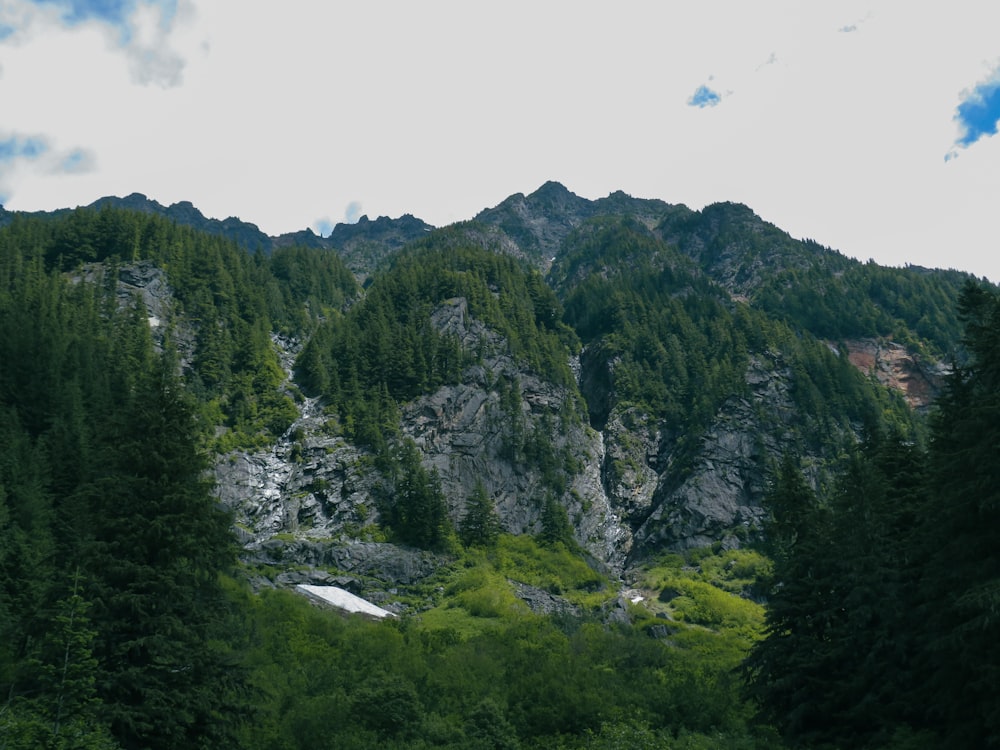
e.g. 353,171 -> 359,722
527,180 -> 576,200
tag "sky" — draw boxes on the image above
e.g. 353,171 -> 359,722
2,1 -> 1000,282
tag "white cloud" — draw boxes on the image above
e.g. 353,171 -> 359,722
0,0 -> 190,87
2,2 -> 1000,281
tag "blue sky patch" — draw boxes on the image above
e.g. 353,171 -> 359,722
29,0 -> 136,26
954,75 -> 1000,149
26,0 -> 176,40
313,218 -> 334,237
59,148 -> 95,173
688,84 -> 721,108
344,201 -> 363,224
0,135 -> 49,162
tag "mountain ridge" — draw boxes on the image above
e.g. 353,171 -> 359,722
0,184 -> 979,572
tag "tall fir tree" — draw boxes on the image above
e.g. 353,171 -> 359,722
914,281 -> 1000,747
460,480 -> 501,548
80,350 -> 249,750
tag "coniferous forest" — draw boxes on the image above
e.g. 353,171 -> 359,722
0,193 -> 997,749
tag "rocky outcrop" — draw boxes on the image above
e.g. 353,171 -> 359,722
71,260 -> 196,364
509,581 -> 581,618
216,295 -> 838,587
601,353 -> 808,560
401,297 -> 630,569
215,296 -> 631,580
214,399 -> 378,543
840,338 -> 947,411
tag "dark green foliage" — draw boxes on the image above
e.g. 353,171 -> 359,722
539,493 -> 575,549
753,261 -> 973,359
460,480 -> 502,548
557,217 -> 748,433
26,572 -> 103,744
0,206 -> 357,451
266,243 -> 358,331
912,281 -> 1000,747
744,283 -> 1000,748
758,454 -> 815,564
656,200 -> 972,361
0,228 -> 250,749
745,437 -> 931,748
79,360 -> 248,749
295,232 -> 579,453
380,439 -> 452,550
556,216 -> 920,468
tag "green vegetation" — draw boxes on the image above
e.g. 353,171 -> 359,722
378,438 -> 453,550
556,216 -> 924,461
233,536 -> 778,749
1,199 -> 994,749
753,260 -> 973,359
657,201 -> 973,360
744,281 -> 1000,749
0,206 -> 358,451
459,480 -> 502,548
295,230 -> 578,450
0,235 -> 249,748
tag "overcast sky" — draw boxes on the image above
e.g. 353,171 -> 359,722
2,1 -> 1000,282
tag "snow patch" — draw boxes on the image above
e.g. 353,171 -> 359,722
295,584 -> 395,619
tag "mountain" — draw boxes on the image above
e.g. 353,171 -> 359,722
88,192 -> 275,252
0,184 -> 973,578
1,183 -> 996,748
274,212 -> 435,282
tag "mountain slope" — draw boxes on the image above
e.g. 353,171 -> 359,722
0,187 -> 986,581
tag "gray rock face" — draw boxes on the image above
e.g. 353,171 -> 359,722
72,261 -> 196,364
211,296 -> 630,583
602,352 -> 810,560
402,298 -> 630,570
213,302 -> 847,582
214,398 -> 377,543
509,581 -> 581,618
247,539 -> 445,586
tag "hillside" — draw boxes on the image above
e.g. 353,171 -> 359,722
0,185 -> 995,748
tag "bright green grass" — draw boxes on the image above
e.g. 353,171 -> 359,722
631,547 -> 769,645
409,534 -> 617,635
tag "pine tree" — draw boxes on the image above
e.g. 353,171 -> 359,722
742,457 -> 844,745
539,494 -> 573,549
23,570 -> 120,749
460,480 -> 501,548
384,440 -> 450,550
913,281 -> 1000,747
81,354 -> 248,750
745,439 -> 931,748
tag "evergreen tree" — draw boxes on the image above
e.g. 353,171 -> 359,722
743,458 -> 842,745
383,440 -> 451,550
80,355 -> 248,750
17,571 -> 121,750
539,494 -> 574,549
745,439 -> 930,748
460,480 -> 501,548
913,281 -> 1000,747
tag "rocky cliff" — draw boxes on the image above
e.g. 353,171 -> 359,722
67,182 -> 969,598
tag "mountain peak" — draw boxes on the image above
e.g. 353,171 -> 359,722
529,180 -> 575,200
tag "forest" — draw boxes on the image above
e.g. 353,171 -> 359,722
0,203 -> 997,748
